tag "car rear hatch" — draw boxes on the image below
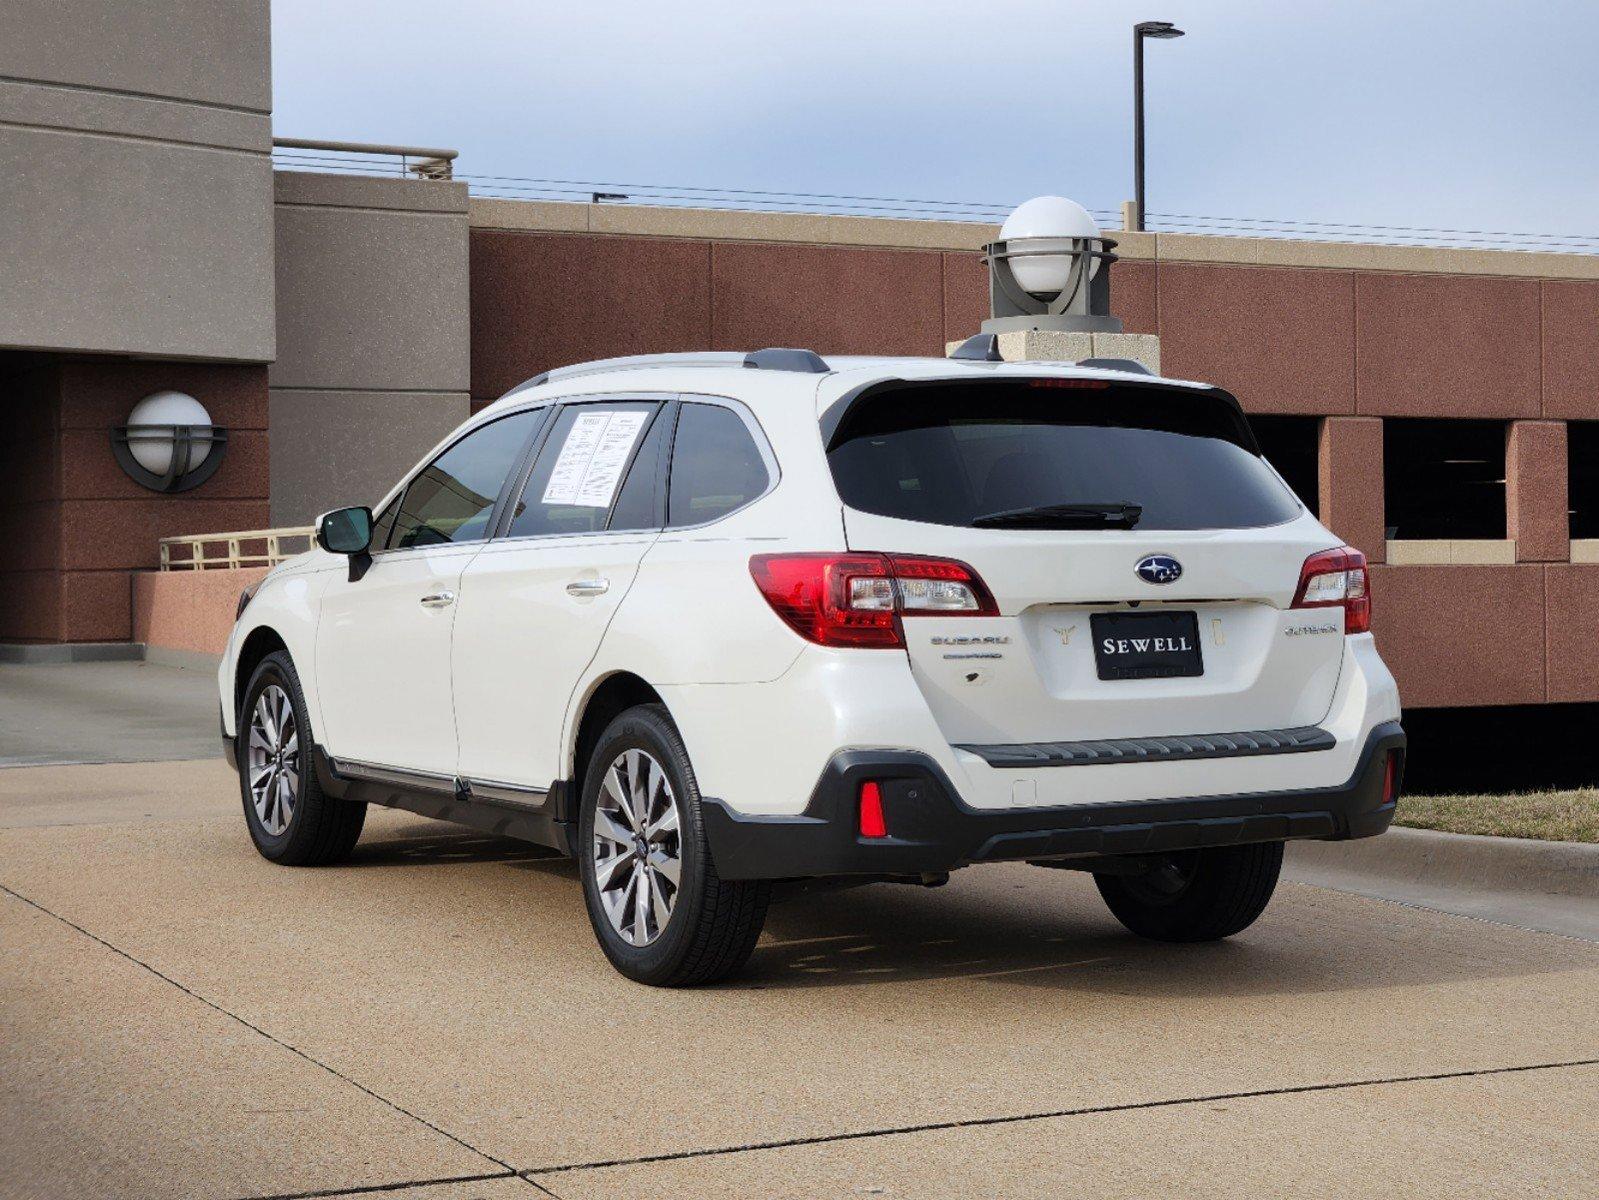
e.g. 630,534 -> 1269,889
825,373 -> 1350,748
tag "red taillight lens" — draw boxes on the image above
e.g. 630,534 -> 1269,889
1291,546 -> 1371,635
1382,751 -> 1400,805
749,553 -> 998,648
747,553 -> 900,647
883,555 -> 999,617
858,780 -> 888,838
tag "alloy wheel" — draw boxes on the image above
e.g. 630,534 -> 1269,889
591,748 -> 683,946
247,683 -> 300,836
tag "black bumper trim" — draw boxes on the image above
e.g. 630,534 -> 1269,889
702,721 -> 1406,881
956,725 -> 1334,768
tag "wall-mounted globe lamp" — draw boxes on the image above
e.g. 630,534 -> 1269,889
111,391 -> 228,493
981,196 -> 1123,334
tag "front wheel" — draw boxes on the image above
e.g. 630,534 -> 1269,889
238,650 -> 366,865
1095,841 -> 1283,942
577,704 -> 769,986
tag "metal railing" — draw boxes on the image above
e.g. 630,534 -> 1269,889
159,528 -> 314,571
271,137 -> 458,180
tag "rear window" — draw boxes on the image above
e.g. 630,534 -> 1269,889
826,380 -> 1301,531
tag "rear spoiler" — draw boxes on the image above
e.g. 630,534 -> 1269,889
819,375 -> 1262,456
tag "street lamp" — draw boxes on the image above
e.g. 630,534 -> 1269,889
1132,19 -> 1185,233
978,196 -> 1122,334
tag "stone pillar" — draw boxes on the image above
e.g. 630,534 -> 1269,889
1507,420 -> 1568,562
270,171 -> 472,526
1319,417 -> 1386,562
944,329 -> 1161,374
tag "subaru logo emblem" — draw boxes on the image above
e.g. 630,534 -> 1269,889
1135,554 -> 1182,585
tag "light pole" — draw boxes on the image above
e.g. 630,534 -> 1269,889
1132,19 -> 1185,232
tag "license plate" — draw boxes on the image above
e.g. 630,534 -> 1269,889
1090,611 -> 1204,680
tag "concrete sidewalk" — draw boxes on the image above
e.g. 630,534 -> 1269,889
1289,825 -> 1599,942
3,759 -> 1597,1199
0,660 -> 219,767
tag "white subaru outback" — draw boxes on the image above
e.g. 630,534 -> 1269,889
220,344 -> 1405,986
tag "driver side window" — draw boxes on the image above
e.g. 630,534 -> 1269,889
388,409 -> 543,550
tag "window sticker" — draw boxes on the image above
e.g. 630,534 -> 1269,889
541,410 -> 649,508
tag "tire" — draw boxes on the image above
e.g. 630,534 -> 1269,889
1095,841 -> 1283,942
577,704 -> 770,986
237,650 -> 366,866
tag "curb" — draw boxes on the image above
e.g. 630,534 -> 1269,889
1285,825 -> 1599,942
1291,825 -> 1599,898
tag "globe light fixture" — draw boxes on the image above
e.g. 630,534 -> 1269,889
111,390 -> 229,492
980,196 -> 1122,334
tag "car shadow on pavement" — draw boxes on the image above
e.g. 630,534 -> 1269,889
740,875 -> 1578,998
333,822 -> 1588,999
347,829 -> 566,869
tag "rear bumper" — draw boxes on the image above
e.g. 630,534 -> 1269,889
702,720 -> 1405,881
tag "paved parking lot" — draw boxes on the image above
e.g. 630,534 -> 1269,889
3,756 -> 1596,1199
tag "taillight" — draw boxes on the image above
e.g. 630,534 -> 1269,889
1291,546 -> 1370,635
888,555 -> 999,616
858,781 -> 888,838
1382,751 -> 1400,805
748,553 -> 998,648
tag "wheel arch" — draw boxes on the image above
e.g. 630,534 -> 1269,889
234,624 -> 290,721
565,671 -> 668,810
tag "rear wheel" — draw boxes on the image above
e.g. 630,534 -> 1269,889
238,650 -> 366,865
577,704 -> 769,986
1095,841 -> 1283,942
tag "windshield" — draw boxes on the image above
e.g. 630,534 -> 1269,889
826,379 -> 1302,531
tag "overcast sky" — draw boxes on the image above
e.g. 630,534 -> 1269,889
271,1 -> 1598,250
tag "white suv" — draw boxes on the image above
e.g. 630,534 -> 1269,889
220,345 -> 1405,986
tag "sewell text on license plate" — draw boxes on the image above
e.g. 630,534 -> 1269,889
1090,610 -> 1204,681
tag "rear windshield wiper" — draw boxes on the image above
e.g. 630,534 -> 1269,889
970,501 -> 1143,530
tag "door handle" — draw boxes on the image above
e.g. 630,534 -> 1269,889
565,578 -> 610,597
419,591 -> 456,608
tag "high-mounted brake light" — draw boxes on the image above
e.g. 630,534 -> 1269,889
1291,546 -> 1371,635
1026,378 -> 1110,390
748,553 -> 998,649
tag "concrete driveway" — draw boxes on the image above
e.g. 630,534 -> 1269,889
3,757 -> 1596,1200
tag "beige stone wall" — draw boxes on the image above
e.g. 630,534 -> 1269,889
0,0 -> 274,362
269,171 -> 472,525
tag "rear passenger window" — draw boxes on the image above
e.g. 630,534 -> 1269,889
390,410 -> 542,549
607,407 -> 671,532
667,403 -> 771,527
506,401 -> 659,538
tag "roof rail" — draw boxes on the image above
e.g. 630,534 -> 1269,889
508,348 -> 831,394
1078,357 -> 1153,375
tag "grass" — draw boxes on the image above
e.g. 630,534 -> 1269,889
1396,789 -> 1599,843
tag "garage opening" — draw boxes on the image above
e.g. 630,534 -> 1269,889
1401,703 -> 1599,793
1248,415 -> 1320,518
1568,421 -> 1599,539
1383,419 -> 1507,540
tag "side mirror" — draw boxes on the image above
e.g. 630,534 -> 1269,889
316,506 -> 373,555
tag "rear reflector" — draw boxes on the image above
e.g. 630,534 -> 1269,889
858,781 -> 888,838
1291,546 -> 1371,635
749,553 -> 998,648
1382,751 -> 1400,805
